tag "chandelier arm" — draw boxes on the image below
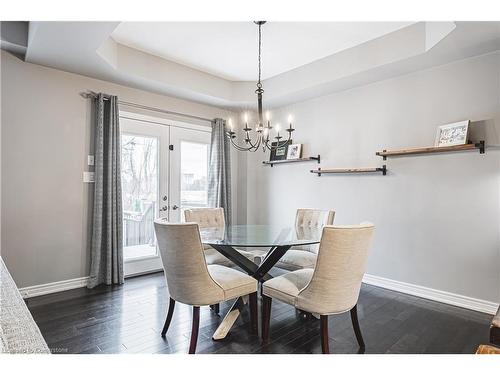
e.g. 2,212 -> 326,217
276,138 -> 292,149
262,136 -> 268,151
243,132 -> 261,150
263,136 -> 273,151
279,132 -> 293,147
228,137 -> 247,151
250,134 -> 262,152
262,140 -> 276,151
238,128 -> 254,147
255,132 -> 264,150
233,142 -> 256,152
231,142 -> 252,151
244,130 -> 253,143
267,132 -> 292,150
228,133 -> 256,151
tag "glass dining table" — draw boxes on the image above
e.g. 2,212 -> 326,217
199,224 -> 323,340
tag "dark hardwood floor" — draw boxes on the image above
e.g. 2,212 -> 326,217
26,272 -> 492,354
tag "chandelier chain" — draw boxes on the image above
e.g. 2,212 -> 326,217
258,22 -> 262,86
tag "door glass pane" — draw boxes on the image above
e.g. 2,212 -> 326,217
121,134 -> 158,260
180,141 -> 209,220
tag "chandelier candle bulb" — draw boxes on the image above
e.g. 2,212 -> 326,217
275,124 -> 282,140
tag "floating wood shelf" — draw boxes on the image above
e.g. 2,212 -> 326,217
263,155 -> 320,167
376,141 -> 485,160
311,165 -> 387,176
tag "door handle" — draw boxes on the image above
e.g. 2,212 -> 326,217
160,205 -> 168,212
172,205 -> 179,210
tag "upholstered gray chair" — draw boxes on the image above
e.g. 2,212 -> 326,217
153,220 -> 258,354
262,223 -> 374,354
275,208 -> 335,271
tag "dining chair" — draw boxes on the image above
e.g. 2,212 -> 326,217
261,223 -> 374,354
184,208 -> 228,263
184,208 -> 258,267
185,207 -> 261,314
153,220 -> 258,354
476,344 -> 500,354
275,208 -> 335,271
490,305 -> 500,346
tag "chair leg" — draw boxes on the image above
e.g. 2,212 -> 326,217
261,295 -> 272,342
350,304 -> 365,350
189,306 -> 200,354
249,292 -> 258,334
161,298 -> 176,337
210,303 -> 220,314
320,315 -> 330,354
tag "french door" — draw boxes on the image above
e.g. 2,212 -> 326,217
169,126 -> 211,223
120,114 -> 211,276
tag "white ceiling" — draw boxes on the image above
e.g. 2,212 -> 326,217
19,22 -> 500,109
111,22 -> 413,81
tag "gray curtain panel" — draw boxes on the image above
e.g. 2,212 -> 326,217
208,118 -> 232,225
88,93 -> 124,289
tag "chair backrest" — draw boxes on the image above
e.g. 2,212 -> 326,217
153,220 -> 223,306
295,208 -> 335,253
297,223 -> 374,315
184,208 -> 225,228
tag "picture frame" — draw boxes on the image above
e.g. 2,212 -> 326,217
269,141 -> 291,162
286,143 -> 302,160
434,120 -> 470,147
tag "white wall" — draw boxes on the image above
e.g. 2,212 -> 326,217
2,47 -> 499,307
0,50 -> 240,288
246,52 -> 500,304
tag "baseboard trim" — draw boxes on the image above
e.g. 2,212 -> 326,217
363,273 -> 499,315
18,272 -> 499,315
17,271 -> 161,299
19,276 -> 90,299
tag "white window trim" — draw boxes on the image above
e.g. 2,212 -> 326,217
119,110 -> 212,134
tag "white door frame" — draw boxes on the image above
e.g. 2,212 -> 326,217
119,111 -> 212,277
120,111 -> 211,133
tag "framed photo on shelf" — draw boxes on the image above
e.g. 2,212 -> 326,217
286,143 -> 302,160
435,120 -> 470,147
269,141 -> 291,162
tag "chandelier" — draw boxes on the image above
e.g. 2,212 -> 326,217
226,21 -> 295,152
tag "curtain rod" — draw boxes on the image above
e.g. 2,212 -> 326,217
80,91 -> 213,123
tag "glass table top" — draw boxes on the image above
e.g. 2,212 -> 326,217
199,224 -> 322,247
